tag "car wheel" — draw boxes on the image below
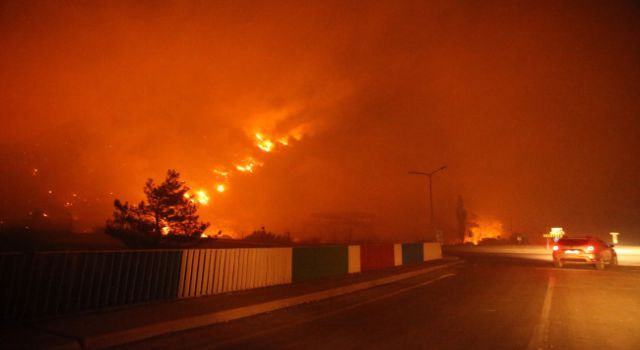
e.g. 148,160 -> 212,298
595,260 -> 605,270
611,255 -> 618,266
553,259 -> 563,268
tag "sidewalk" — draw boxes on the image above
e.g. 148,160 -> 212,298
2,258 -> 461,350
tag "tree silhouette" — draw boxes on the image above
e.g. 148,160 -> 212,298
455,195 -> 467,241
107,170 -> 209,246
243,226 -> 292,245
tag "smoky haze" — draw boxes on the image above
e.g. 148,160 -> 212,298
1,1 -> 639,243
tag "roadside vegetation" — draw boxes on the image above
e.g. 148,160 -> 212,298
106,169 -> 210,248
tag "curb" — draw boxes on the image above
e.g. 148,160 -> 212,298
50,259 -> 463,349
0,328 -> 82,350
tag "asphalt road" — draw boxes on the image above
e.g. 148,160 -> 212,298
119,255 -> 640,350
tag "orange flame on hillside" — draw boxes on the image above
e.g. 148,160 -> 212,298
196,190 -> 209,205
255,133 -> 275,152
253,125 -> 303,153
213,168 -> 230,178
185,121 -> 307,212
235,157 -> 263,173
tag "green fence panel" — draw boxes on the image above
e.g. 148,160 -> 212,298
292,246 -> 348,283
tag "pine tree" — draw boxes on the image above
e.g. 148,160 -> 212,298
107,170 -> 209,244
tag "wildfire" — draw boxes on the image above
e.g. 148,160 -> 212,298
177,124 -> 306,213
196,190 -> 209,205
277,137 -> 290,146
25,109 -> 310,218
255,133 -> 275,152
161,226 -> 171,236
235,157 -> 263,173
254,130 -> 301,152
213,168 -> 230,178
465,218 -> 506,245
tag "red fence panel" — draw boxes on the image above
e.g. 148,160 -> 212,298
360,244 -> 395,272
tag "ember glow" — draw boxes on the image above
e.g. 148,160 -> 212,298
196,191 -> 209,205
235,158 -> 263,174
255,133 -> 275,153
213,169 -> 230,178
0,1 -> 639,243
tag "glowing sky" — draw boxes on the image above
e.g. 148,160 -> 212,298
1,1 -> 639,242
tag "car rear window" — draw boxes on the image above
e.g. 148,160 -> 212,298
558,239 -> 589,245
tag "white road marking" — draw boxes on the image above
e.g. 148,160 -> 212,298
207,273 -> 456,349
532,268 -> 607,276
527,275 -> 556,350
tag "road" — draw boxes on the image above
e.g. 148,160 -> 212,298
443,244 -> 640,266
119,255 -> 640,350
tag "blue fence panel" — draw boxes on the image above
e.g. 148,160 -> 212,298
401,243 -> 423,265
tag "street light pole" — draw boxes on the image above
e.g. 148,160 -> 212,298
409,165 -> 447,240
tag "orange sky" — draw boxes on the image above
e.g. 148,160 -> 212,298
1,1 -> 639,243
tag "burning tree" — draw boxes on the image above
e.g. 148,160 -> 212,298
107,169 -> 209,246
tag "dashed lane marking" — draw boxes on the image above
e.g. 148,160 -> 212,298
527,275 -> 556,350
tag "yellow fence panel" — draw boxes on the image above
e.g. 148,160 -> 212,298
348,245 -> 361,273
423,243 -> 443,261
178,248 -> 292,298
393,244 -> 403,266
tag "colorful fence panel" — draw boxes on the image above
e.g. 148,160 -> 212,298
394,244 -> 403,266
401,243 -> 424,265
178,248 -> 292,298
348,245 -> 361,273
1,242 -> 442,322
423,242 -> 443,261
360,244 -> 395,272
292,246 -> 349,283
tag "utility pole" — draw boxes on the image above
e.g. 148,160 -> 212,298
409,165 -> 447,241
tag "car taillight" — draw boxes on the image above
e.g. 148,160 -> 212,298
552,245 -> 559,251
586,245 -> 595,252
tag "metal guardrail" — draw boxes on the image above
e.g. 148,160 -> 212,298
0,250 -> 182,321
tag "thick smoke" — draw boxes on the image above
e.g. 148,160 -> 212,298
1,1 -> 639,242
